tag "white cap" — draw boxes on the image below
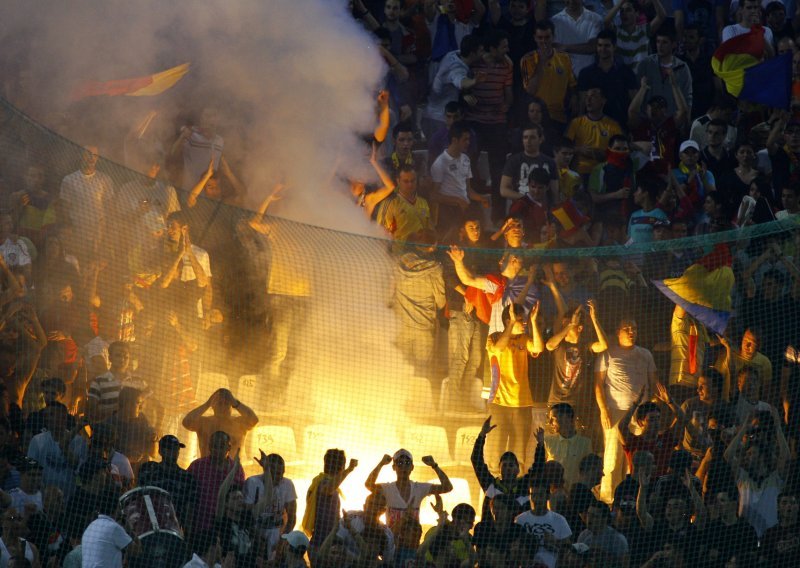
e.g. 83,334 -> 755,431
281,530 -> 310,549
679,140 -> 700,153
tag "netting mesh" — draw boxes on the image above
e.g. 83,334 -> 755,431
1,92 -> 800,567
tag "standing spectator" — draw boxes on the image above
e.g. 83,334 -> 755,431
566,87 -> 624,177
576,501 -> 629,566
507,169 -> 551,240
679,369 -> 728,463
588,135 -> 645,221
80,486 -> 135,568
551,0 -> 604,77
500,124 -> 559,208
699,119 -> 737,181
87,341 -> 130,422
486,303 -> 544,465
627,177 -> 669,245
722,0 -> 776,46
576,30 -> 639,129
7,457 -> 43,515
182,388 -> 259,458
544,404 -> 594,489
187,431 -> 245,532
595,317 -> 658,503
104,386 -> 157,472
515,477 -> 573,568
58,145 -> 113,265
138,434 -> 199,532
466,30 -> 513,220
705,487 -> 759,566
565,453 -> 604,534
491,0 -> 537,125
27,404 -> 78,500
717,329 -> 775,409
364,449 -> 453,527
520,20 -> 577,128
244,452 -> 297,560
760,491 -> 800,564
681,25 -> 720,120
603,0 -> 667,71
380,166 -> 432,242
766,117 -> 800,204
689,98 -> 738,151
671,140 -> 716,215
636,28 -> 693,120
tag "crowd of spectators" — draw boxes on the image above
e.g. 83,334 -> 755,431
0,0 -> 799,565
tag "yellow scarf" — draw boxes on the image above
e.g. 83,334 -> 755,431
301,473 -> 343,537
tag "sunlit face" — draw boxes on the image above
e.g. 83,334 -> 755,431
395,131 -> 414,156
463,220 -> 481,243
204,177 -> 222,199
398,171 -> 417,195
167,220 -> 183,243
552,263 -> 571,287
618,322 -> 637,346
697,376 -> 716,402
741,330 -> 759,359
81,146 -> 99,172
108,346 -> 131,372
522,129 -> 542,155
504,254 -> 523,277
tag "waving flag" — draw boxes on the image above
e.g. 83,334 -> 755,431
70,63 -> 190,102
651,243 -> 734,335
712,27 -> 792,108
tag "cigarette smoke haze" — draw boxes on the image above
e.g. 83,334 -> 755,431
1,0 -> 387,232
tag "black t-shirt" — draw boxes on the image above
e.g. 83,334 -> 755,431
138,461 -> 199,527
760,523 -> 800,565
548,338 -> 592,406
501,152 -> 558,199
702,519 -> 758,566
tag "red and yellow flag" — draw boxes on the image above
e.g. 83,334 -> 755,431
70,63 -> 190,102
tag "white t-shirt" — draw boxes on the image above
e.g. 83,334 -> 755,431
182,128 -> 224,191
721,23 -> 774,44
552,8 -> 603,76
0,238 -> 31,268
8,488 -> 43,514
431,150 -> 472,202
243,476 -> 297,526
59,170 -> 113,228
515,509 -> 572,568
378,481 -> 433,526
81,514 -> 132,568
595,344 -> 656,415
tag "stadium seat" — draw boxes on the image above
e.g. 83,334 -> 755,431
236,374 -> 263,412
419,477 -> 474,525
401,425 -> 455,467
302,424 -> 339,466
453,426 -> 482,467
245,425 -> 302,467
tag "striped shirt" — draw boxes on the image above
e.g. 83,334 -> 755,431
88,373 -> 122,416
616,24 -> 650,71
466,57 -> 514,124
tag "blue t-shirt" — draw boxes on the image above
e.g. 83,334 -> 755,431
628,207 -> 669,244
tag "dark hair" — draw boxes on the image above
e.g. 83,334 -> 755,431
636,401 -> 661,421
448,121 -> 470,143
501,303 -> 526,326
392,122 -> 414,140
452,503 -> 476,521
655,25 -> 677,43
444,100 -> 463,115
597,28 -> 617,44
41,377 -> 67,395
702,368 -> 725,395
684,22 -> 701,32
608,134 -> 629,148
460,34 -> 482,57
398,163 -> 417,176
521,122 -> 545,138
96,485 -> 121,516
535,19 -> 556,33
167,210 -> 189,226
499,451 -> 519,465
550,402 -> 575,418
324,448 -> 347,474
636,176 -> 666,202
553,137 -> 575,151
484,29 -> 509,50
766,1 -> 787,14
108,341 -> 130,357
579,453 -> 603,473
191,528 -> 220,556
707,118 -> 729,131
528,168 -> 551,187
669,449 -> 693,473
589,501 -> 611,520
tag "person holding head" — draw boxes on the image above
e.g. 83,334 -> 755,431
365,449 -> 453,528
303,448 -> 357,558
472,416 -> 546,518
138,434 -> 199,531
243,452 -> 297,560
188,430 -> 245,532
544,404 -> 594,489
515,477 -> 572,568
182,388 -> 259,459
486,302 -> 544,464
595,317 -> 658,503
431,121 -> 490,238
520,19 -> 577,128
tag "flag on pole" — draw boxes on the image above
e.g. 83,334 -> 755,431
70,63 -> 190,102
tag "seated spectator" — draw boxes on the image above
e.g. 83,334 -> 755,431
365,449 -> 453,527
138,435 -> 199,531
760,491 -> 800,564
705,487 -> 759,567
182,388 -> 258,458
187,430 -> 245,532
577,501 -> 629,566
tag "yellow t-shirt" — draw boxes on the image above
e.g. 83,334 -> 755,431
566,115 -> 623,174
381,193 -> 431,242
488,334 -> 534,407
520,51 -> 576,124
559,167 -> 582,200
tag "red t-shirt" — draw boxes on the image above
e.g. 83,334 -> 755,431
624,430 -> 679,477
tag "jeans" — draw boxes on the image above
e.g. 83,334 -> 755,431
397,325 -> 435,377
447,311 -> 484,392
265,294 -> 309,389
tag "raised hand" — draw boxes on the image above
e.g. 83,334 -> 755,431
447,245 -> 465,263
380,454 -> 392,466
421,455 -> 437,468
480,416 -> 497,437
535,426 -> 545,446
654,382 -> 671,405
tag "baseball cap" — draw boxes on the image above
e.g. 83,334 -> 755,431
679,140 -> 700,153
282,530 -> 310,549
393,449 -> 413,462
159,435 -> 186,448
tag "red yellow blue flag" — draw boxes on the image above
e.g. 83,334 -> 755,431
70,63 -> 190,102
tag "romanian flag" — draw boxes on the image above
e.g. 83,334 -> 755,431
551,199 -> 590,237
70,63 -> 190,102
712,28 -> 792,108
651,243 -> 734,335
